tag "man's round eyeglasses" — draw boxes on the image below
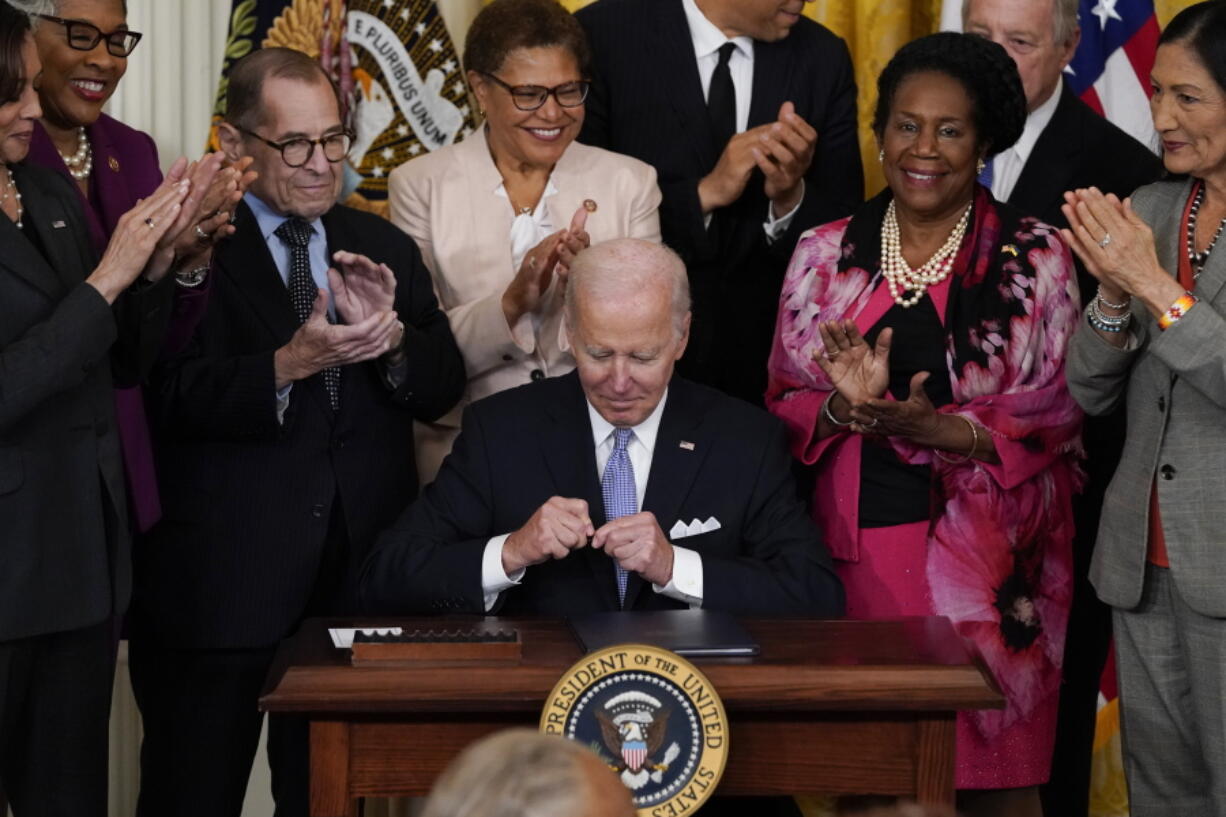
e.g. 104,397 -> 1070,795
36,14 -> 142,58
237,127 -> 353,168
479,72 -> 590,112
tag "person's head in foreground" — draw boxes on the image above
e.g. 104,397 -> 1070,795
872,31 -> 1026,226
420,729 -> 635,817
564,238 -> 691,428
1151,0 -> 1226,181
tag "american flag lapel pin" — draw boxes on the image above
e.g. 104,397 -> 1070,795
679,440 -> 695,451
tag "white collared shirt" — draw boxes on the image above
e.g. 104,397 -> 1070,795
492,177 -> 558,351
480,390 -> 704,609
990,78 -> 1063,203
680,0 -> 801,240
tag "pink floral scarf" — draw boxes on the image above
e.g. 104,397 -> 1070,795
767,187 -> 1084,738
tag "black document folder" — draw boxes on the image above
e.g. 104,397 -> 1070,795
569,609 -> 760,657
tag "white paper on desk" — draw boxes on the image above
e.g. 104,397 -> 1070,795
328,627 -> 404,649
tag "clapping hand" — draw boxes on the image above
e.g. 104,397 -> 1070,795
87,173 -> 193,302
1060,187 -> 1182,314
329,251 -> 404,360
273,288 -> 401,388
849,371 -> 942,441
756,101 -> 817,218
814,320 -> 891,406
555,205 -> 592,284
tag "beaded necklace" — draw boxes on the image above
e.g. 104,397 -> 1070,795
880,199 -> 972,308
58,126 -> 93,181
0,164 -> 23,229
1186,184 -> 1226,280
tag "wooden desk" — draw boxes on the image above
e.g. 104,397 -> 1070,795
261,617 -> 1001,816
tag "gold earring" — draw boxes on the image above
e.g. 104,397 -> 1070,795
976,158 -> 985,174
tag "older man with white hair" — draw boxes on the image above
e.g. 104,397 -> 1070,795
361,237 -> 842,622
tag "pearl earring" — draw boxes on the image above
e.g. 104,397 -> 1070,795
878,149 -> 884,163
976,158 -> 985,175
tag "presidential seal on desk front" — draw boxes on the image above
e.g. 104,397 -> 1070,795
540,644 -> 728,815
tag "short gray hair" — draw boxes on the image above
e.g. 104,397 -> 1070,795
420,730 -> 616,817
962,0 -> 1080,46
564,238 -> 691,337
5,0 -> 54,17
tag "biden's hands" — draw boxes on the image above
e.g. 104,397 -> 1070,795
502,497 -> 595,575
593,512 -> 675,587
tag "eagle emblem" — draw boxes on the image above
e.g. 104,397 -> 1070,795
596,691 -> 682,790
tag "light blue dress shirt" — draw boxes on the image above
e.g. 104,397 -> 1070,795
244,192 -> 336,321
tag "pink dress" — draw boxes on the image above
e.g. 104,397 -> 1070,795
766,188 -> 1084,789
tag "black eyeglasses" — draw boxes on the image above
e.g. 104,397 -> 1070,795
37,14 -> 142,58
237,126 -> 353,168
479,72 -> 590,112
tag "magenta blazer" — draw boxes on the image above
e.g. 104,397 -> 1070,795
27,114 -> 210,532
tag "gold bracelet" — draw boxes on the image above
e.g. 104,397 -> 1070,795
934,414 -> 978,464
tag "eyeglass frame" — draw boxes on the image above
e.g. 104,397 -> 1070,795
477,72 -> 590,112
235,125 -> 355,168
36,14 -> 143,58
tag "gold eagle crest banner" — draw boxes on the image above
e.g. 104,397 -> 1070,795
211,0 -> 478,217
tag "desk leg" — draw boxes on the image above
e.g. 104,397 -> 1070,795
914,715 -> 956,806
311,721 -> 359,817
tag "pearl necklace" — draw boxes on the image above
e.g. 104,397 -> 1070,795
880,199 -> 972,308
58,126 -> 93,181
1186,184 -> 1226,280
0,164 -> 22,229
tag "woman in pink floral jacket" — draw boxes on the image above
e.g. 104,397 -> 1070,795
766,34 -> 1082,816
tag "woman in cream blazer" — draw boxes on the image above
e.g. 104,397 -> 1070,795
388,0 -> 661,483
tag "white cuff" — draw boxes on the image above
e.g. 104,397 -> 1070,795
653,546 -> 703,607
482,534 -> 525,611
275,383 -> 293,425
763,181 -> 804,243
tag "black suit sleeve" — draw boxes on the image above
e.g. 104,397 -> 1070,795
701,420 -> 845,617
384,229 -> 466,422
359,402 -> 497,615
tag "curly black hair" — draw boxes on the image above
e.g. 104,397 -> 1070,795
872,32 -> 1027,158
463,0 -> 591,79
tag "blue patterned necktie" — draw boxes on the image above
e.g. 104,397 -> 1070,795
601,427 -> 637,607
275,217 -> 340,410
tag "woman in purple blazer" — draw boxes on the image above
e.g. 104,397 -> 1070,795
27,0 -> 249,532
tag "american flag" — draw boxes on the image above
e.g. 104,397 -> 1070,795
1066,0 -> 1161,152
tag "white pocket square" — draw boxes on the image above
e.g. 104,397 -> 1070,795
669,516 -> 721,540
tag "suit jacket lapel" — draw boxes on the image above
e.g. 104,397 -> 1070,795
88,119 -> 140,243
1008,85 -> 1079,213
651,0 -> 719,173
4,165 -> 85,297
747,37 -> 789,129
219,197 -> 336,420
541,373 -> 619,610
623,379 -> 711,609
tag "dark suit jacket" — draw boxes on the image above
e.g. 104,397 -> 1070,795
0,162 -> 173,641
27,115 -> 210,532
576,0 -> 863,404
360,372 -> 844,618
136,200 -> 465,649
1008,85 -> 1163,488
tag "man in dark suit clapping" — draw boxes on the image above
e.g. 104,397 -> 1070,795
575,0 -> 863,406
361,238 -> 842,622
129,47 -> 465,817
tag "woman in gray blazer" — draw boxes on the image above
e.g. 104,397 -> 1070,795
1061,3 -> 1226,814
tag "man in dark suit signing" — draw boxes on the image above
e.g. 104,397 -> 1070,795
574,0 -> 862,406
129,48 -> 465,817
962,1 -> 1163,814
361,238 -> 842,622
